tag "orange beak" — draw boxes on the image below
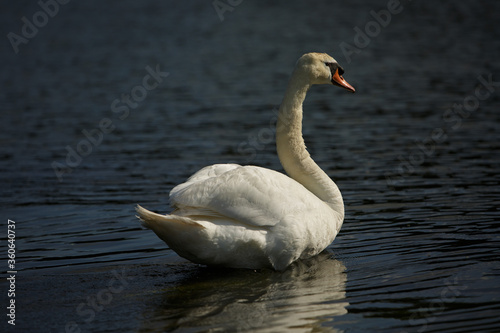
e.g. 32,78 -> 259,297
332,68 -> 355,93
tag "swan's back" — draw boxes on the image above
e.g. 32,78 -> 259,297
171,164 -> 341,229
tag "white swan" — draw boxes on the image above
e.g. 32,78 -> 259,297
136,52 -> 355,271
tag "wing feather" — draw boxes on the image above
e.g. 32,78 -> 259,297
170,164 -> 319,228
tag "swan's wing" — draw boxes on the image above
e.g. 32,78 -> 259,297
172,164 -> 241,194
170,165 -> 319,228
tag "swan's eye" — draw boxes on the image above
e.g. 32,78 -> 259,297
325,62 -> 338,76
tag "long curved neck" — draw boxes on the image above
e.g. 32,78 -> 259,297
276,69 -> 344,217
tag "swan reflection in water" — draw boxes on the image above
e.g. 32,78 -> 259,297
139,252 -> 348,332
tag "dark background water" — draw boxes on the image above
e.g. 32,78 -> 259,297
1,0 -> 500,332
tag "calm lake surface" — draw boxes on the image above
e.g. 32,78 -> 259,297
1,0 -> 500,332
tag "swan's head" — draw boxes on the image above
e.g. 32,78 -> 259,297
296,53 -> 355,92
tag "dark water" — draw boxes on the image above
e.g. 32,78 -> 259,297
1,0 -> 500,332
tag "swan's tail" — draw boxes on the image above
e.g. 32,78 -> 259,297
135,205 -> 208,264
135,205 -> 205,230
136,204 -> 161,229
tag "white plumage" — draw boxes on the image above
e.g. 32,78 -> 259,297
136,52 -> 355,271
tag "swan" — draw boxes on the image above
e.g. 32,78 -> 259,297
136,52 -> 355,271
